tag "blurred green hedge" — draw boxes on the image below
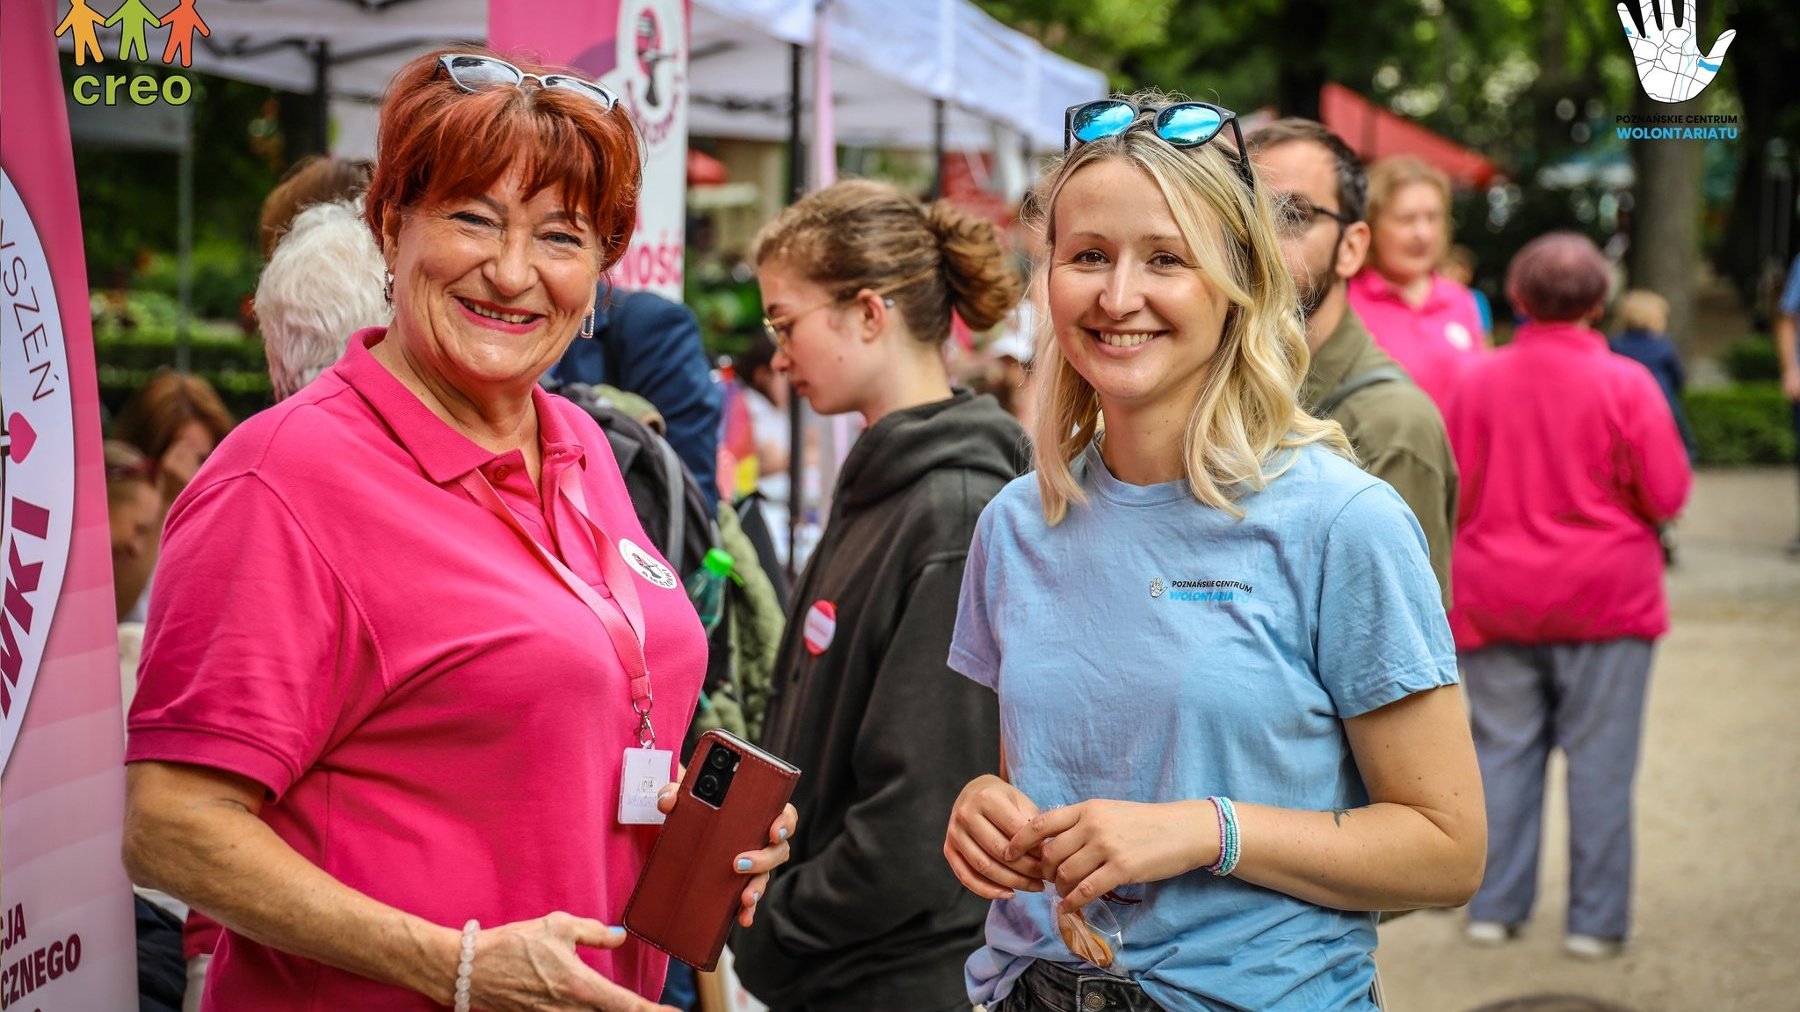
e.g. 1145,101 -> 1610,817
94,326 -> 273,421
1685,383 -> 1794,466
1722,336 -> 1783,384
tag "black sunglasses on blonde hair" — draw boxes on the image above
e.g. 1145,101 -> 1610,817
1064,99 -> 1258,195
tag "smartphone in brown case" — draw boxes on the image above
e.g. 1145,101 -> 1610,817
623,728 -> 800,972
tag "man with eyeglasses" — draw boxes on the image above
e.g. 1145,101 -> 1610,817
1248,119 -> 1458,606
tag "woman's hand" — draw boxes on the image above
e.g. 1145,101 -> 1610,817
1005,799 -> 1216,914
466,913 -> 678,1012
654,786 -> 797,928
944,774 -> 1049,900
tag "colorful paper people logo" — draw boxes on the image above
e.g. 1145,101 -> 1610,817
54,0 -> 209,106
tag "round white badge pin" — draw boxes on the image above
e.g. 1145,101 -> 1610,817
618,538 -> 679,589
803,600 -> 837,655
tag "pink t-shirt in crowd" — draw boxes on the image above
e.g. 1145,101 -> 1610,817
1445,321 -> 1691,651
1347,269 -> 1486,415
128,329 -> 707,1010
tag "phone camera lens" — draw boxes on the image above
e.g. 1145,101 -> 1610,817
697,773 -> 722,797
707,748 -> 734,770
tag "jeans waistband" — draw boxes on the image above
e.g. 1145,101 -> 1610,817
1013,959 -> 1163,1012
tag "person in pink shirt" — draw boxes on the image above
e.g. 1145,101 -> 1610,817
1348,157 -> 1486,414
122,48 -> 795,1012
1446,233 -> 1690,961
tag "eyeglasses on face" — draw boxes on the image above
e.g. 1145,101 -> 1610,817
436,54 -> 619,111
762,294 -> 847,349
1272,193 -> 1357,238
1063,99 -> 1257,195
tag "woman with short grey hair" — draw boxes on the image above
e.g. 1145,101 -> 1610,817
255,198 -> 391,400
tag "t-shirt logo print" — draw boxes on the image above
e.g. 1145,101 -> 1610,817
1617,0 -> 1735,104
1149,578 -> 1167,599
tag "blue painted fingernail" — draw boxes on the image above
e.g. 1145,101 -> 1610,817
778,827 -> 789,841
752,890 -> 762,903
608,926 -> 626,937
736,857 -> 753,872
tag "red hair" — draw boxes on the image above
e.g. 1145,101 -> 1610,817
364,48 -> 642,272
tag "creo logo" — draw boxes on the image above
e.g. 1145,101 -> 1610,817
54,0 -> 209,107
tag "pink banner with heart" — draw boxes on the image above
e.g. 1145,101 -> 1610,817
1,0 -> 138,1006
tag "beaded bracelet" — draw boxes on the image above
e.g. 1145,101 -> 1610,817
453,919 -> 479,1012
1205,796 -> 1240,877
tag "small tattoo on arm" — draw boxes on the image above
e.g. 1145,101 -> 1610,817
1332,809 -> 1349,827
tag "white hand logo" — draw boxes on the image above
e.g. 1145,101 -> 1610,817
1617,0 -> 1735,103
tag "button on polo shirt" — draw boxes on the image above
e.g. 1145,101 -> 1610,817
128,328 -> 707,1011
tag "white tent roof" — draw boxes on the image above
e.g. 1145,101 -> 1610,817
63,0 -> 1105,153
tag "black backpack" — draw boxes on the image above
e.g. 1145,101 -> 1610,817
546,381 -> 783,761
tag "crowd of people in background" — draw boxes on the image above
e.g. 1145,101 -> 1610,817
96,47 -> 1738,1012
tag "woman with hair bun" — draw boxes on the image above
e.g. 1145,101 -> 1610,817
729,178 -> 1026,1010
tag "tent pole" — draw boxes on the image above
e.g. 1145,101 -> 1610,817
785,40 -> 806,580
313,42 -> 331,154
929,98 -> 946,199
176,121 -> 193,371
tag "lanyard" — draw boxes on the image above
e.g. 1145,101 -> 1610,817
456,461 -> 658,748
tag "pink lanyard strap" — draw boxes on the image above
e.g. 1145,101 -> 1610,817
456,463 -> 658,747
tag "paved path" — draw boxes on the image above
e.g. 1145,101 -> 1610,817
1378,468 -> 1800,1011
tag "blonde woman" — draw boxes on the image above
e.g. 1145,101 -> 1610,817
943,94 -> 1485,1011
1348,156 -> 1487,413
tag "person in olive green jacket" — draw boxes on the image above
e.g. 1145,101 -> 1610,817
1250,118 -> 1459,606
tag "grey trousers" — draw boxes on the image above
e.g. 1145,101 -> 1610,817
1462,639 -> 1653,940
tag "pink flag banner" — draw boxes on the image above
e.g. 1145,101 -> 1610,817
1,0 -> 140,1008
491,0 -> 691,300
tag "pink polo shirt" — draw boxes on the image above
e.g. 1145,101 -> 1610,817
127,329 -> 706,1010
1347,270 -> 1486,415
1445,321 -> 1691,651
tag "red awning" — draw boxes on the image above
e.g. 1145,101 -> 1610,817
687,149 -> 729,186
1320,83 -> 1499,189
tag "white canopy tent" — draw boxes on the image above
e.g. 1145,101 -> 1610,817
62,0 -> 1105,157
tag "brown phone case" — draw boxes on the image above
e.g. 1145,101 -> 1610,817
623,728 -> 800,971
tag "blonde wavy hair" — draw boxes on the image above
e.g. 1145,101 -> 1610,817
1027,91 -> 1351,524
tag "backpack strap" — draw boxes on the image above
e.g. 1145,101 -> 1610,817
653,434 -> 688,563
1318,365 -> 1409,416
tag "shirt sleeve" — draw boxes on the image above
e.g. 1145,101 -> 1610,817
126,473 -> 379,799
1315,483 -> 1459,718
1359,446 -> 1457,610
1782,254 -> 1800,317
946,506 -> 1000,688
612,294 -> 724,494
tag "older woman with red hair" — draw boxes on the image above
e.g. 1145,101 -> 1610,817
1446,232 -> 1689,960
123,49 -> 794,1012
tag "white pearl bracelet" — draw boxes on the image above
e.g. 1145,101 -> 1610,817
453,919 -> 478,1012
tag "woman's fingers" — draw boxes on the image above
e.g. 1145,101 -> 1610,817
767,803 -> 798,845
732,836 -> 790,876
944,838 -> 1019,900
737,873 -> 769,927
654,783 -> 679,815
951,824 -> 1044,892
558,913 -> 630,951
1005,804 -> 1083,862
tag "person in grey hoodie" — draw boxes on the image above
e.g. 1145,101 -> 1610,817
729,179 -> 1027,1011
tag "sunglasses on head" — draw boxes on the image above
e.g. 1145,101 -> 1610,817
436,54 -> 619,111
1063,99 -> 1257,195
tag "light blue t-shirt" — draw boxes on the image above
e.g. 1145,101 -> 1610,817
948,441 -> 1457,1011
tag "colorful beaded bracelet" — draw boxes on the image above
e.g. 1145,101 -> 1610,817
1206,795 -> 1240,877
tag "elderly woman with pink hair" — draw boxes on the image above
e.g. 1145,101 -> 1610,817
1445,233 -> 1690,960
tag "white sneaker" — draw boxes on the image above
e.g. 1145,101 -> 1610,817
1464,920 -> 1517,946
1564,934 -> 1624,960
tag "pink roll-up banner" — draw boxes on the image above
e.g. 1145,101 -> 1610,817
2,0 -> 140,1008
491,0 -> 690,301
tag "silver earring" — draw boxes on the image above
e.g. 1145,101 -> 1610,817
578,310 -> 595,339
383,271 -> 394,305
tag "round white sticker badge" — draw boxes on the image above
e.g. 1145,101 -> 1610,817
1444,321 -> 1474,351
803,600 -> 837,656
618,538 -> 679,589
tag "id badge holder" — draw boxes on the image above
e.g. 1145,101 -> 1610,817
618,746 -> 675,825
